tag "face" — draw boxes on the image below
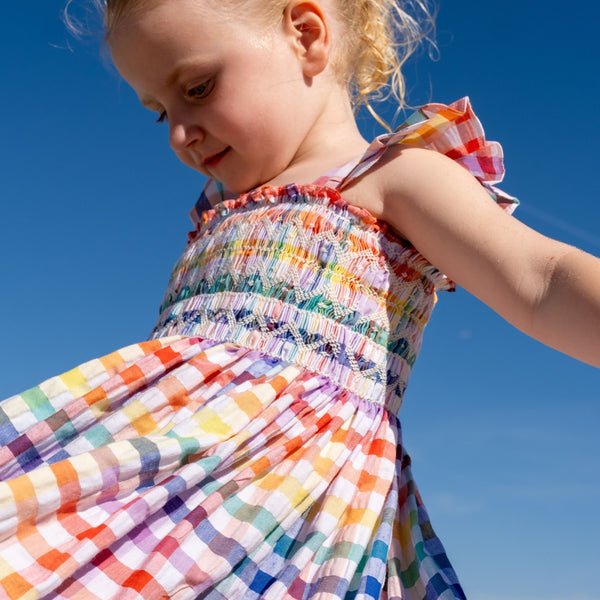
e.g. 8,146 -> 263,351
109,0 -> 322,193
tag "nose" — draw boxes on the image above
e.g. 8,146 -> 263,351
168,113 -> 204,152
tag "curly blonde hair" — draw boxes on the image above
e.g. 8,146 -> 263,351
73,0 -> 434,113
339,0 -> 435,111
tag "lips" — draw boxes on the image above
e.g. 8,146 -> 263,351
203,147 -> 230,168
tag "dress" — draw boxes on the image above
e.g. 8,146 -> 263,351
0,98 -> 516,600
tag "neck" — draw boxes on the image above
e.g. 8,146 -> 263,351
267,87 -> 369,188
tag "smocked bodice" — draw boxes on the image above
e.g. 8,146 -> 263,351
151,184 -> 451,415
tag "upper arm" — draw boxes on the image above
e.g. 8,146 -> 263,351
366,145 -> 571,334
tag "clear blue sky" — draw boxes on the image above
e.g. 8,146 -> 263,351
1,2 -> 599,599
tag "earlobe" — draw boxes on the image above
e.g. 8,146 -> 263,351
283,1 -> 330,78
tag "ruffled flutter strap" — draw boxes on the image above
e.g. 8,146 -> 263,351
331,97 -> 519,214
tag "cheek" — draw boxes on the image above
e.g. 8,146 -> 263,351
236,106 -> 284,150
215,104 -> 256,137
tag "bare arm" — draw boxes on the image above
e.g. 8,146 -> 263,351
361,146 -> 600,368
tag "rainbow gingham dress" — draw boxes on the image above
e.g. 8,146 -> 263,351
0,99 -> 516,600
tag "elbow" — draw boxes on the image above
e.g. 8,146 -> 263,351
520,245 -> 600,366
506,243 -> 573,340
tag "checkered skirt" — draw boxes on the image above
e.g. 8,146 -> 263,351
0,99 -> 515,599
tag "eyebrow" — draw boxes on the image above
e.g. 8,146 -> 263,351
166,58 -> 215,88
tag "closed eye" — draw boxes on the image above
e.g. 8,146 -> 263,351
155,111 -> 167,123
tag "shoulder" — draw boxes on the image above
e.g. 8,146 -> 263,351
344,144 -> 502,240
366,143 -> 517,269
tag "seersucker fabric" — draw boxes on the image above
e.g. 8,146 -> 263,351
0,98 -> 516,600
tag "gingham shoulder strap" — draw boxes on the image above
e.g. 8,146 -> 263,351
314,97 -> 518,214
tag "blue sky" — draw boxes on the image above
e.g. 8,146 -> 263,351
1,2 -> 599,599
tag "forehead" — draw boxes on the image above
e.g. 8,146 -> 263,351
107,0 -> 272,37
107,0 -> 279,100
108,0 -> 240,66
107,0 -> 279,62
109,0 -> 218,36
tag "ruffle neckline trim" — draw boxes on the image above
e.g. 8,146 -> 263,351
189,183 -> 385,237
188,182 -> 455,293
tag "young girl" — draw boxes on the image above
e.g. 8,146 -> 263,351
1,1 -> 599,599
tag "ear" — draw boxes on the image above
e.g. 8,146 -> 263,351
282,1 -> 331,78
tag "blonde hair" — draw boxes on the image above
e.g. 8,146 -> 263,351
339,0 -> 435,113
70,0 -> 435,115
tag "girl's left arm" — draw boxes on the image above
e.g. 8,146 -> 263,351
370,146 -> 600,368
